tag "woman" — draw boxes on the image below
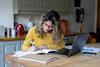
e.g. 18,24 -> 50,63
21,10 -> 64,51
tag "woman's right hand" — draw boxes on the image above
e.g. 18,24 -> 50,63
27,46 -> 38,52
27,45 -> 48,52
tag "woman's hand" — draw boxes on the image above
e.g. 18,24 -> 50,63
27,45 -> 48,52
27,46 -> 38,52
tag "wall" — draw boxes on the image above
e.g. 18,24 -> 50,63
69,0 -> 97,32
81,0 -> 97,32
15,15 -> 41,31
15,0 -> 97,32
97,0 -> 100,28
0,0 -> 14,28
66,0 -> 81,32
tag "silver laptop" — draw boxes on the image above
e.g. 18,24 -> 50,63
53,33 -> 89,57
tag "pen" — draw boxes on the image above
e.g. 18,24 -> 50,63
30,41 -> 38,48
82,52 -> 97,55
30,41 -> 34,45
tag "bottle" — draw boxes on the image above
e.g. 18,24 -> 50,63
28,17 -> 33,30
7,28 -> 10,37
11,28 -> 16,38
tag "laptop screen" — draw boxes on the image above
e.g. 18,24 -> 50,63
64,36 -> 75,46
54,33 -> 89,57
68,33 -> 89,57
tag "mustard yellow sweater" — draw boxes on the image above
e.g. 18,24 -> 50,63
21,27 -> 64,51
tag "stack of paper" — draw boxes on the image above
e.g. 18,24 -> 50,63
27,49 -> 57,54
19,53 -> 58,63
13,51 -> 31,57
13,49 -> 57,57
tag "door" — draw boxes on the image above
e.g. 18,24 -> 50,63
0,41 -> 21,67
4,41 -> 21,67
0,45 -> 4,67
97,0 -> 100,42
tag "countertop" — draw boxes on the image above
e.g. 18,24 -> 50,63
5,43 -> 100,67
0,36 -> 26,41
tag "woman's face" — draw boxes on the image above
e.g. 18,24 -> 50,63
42,20 -> 53,33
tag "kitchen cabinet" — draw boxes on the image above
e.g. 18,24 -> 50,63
0,40 -> 23,67
18,0 -> 42,11
15,0 -> 70,15
42,0 -> 70,13
13,0 -> 18,14
0,45 -> 4,67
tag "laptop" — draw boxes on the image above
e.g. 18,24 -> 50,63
64,36 -> 75,45
52,33 -> 89,57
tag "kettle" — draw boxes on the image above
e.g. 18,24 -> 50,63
15,24 -> 25,36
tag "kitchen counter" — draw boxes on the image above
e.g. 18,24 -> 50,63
0,36 -> 26,41
5,43 -> 100,67
0,36 -> 26,67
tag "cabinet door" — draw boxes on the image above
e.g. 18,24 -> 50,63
18,0 -> 43,15
0,41 -> 21,67
42,0 -> 70,15
16,41 -> 22,51
16,40 -> 24,51
41,0 -> 57,10
4,44 -> 16,67
18,0 -> 70,15
20,40 -> 24,45
4,41 -> 21,67
18,0 -> 42,11
2,41 -> 21,54
13,0 -> 18,14
4,44 -> 16,54
0,45 -> 4,67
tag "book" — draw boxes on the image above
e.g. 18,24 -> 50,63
19,53 -> 59,63
13,49 -> 57,57
13,51 -> 32,57
28,49 -> 57,54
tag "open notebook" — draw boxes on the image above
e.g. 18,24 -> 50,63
13,49 -> 57,57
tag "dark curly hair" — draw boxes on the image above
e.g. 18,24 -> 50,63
41,10 -> 60,24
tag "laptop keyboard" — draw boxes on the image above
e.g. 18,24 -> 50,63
49,48 -> 70,55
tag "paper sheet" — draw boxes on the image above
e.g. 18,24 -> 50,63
13,51 -> 31,57
13,49 -> 57,57
82,46 -> 100,53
